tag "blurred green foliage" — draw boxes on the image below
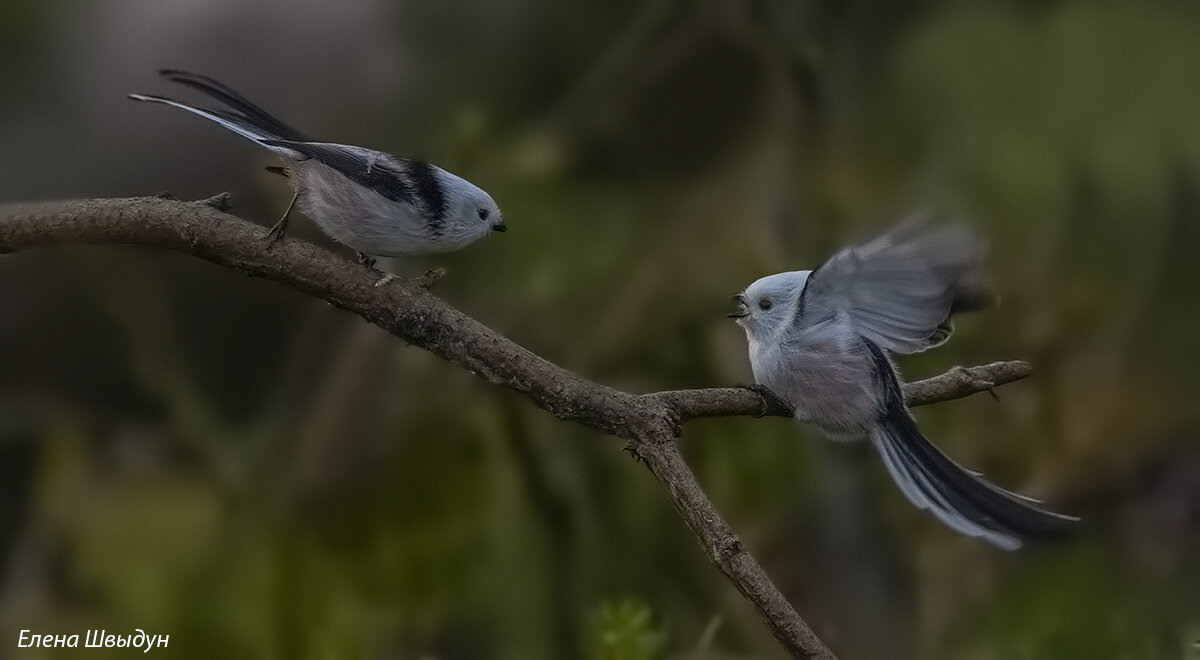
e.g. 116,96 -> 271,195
588,599 -> 666,660
1,1 -> 1198,659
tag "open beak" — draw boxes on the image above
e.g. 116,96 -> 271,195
492,221 -> 507,232
727,293 -> 749,319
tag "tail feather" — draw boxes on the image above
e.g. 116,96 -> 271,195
871,423 -> 1018,549
158,69 -> 307,141
871,414 -> 1078,550
863,336 -> 1077,550
127,93 -> 304,159
127,93 -> 272,142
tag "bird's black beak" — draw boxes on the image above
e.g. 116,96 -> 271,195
492,222 -> 507,233
727,293 -> 749,319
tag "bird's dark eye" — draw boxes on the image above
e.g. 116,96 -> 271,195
758,298 -> 773,311
477,208 -> 489,220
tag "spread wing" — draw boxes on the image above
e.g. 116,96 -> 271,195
795,218 -> 993,354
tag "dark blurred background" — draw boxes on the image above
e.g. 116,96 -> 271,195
1,1 -> 1198,658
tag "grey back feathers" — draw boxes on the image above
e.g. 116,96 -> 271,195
129,70 -> 504,258
258,140 -> 450,232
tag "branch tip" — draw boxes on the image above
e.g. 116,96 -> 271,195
202,192 -> 232,211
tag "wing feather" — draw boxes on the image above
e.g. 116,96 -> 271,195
796,218 -> 992,353
259,140 -> 416,204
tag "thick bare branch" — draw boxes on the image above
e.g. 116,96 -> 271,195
0,196 -> 1033,660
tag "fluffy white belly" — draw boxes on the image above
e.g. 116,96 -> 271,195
292,161 -> 448,255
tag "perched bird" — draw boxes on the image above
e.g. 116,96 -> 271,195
729,220 -> 1077,550
129,70 -> 505,266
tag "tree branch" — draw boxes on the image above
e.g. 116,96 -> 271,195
651,360 -> 1030,422
0,196 -> 1033,659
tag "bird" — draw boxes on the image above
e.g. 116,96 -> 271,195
729,219 -> 1077,550
129,70 -> 506,267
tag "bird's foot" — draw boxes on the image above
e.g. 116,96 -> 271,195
264,216 -> 289,246
747,384 -> 792,417
355,252 -> 378,270
265,192 -> 298,247
661,406 -> 682,437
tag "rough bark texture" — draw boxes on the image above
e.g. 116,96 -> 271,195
0,196 -> 1034,659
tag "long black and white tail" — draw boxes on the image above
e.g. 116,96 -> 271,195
863,338 -> 1077,550
128,70 -> 306,153
127,93 -> 279,144
156,70 -> 307,141
870,413 -> 1077,550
